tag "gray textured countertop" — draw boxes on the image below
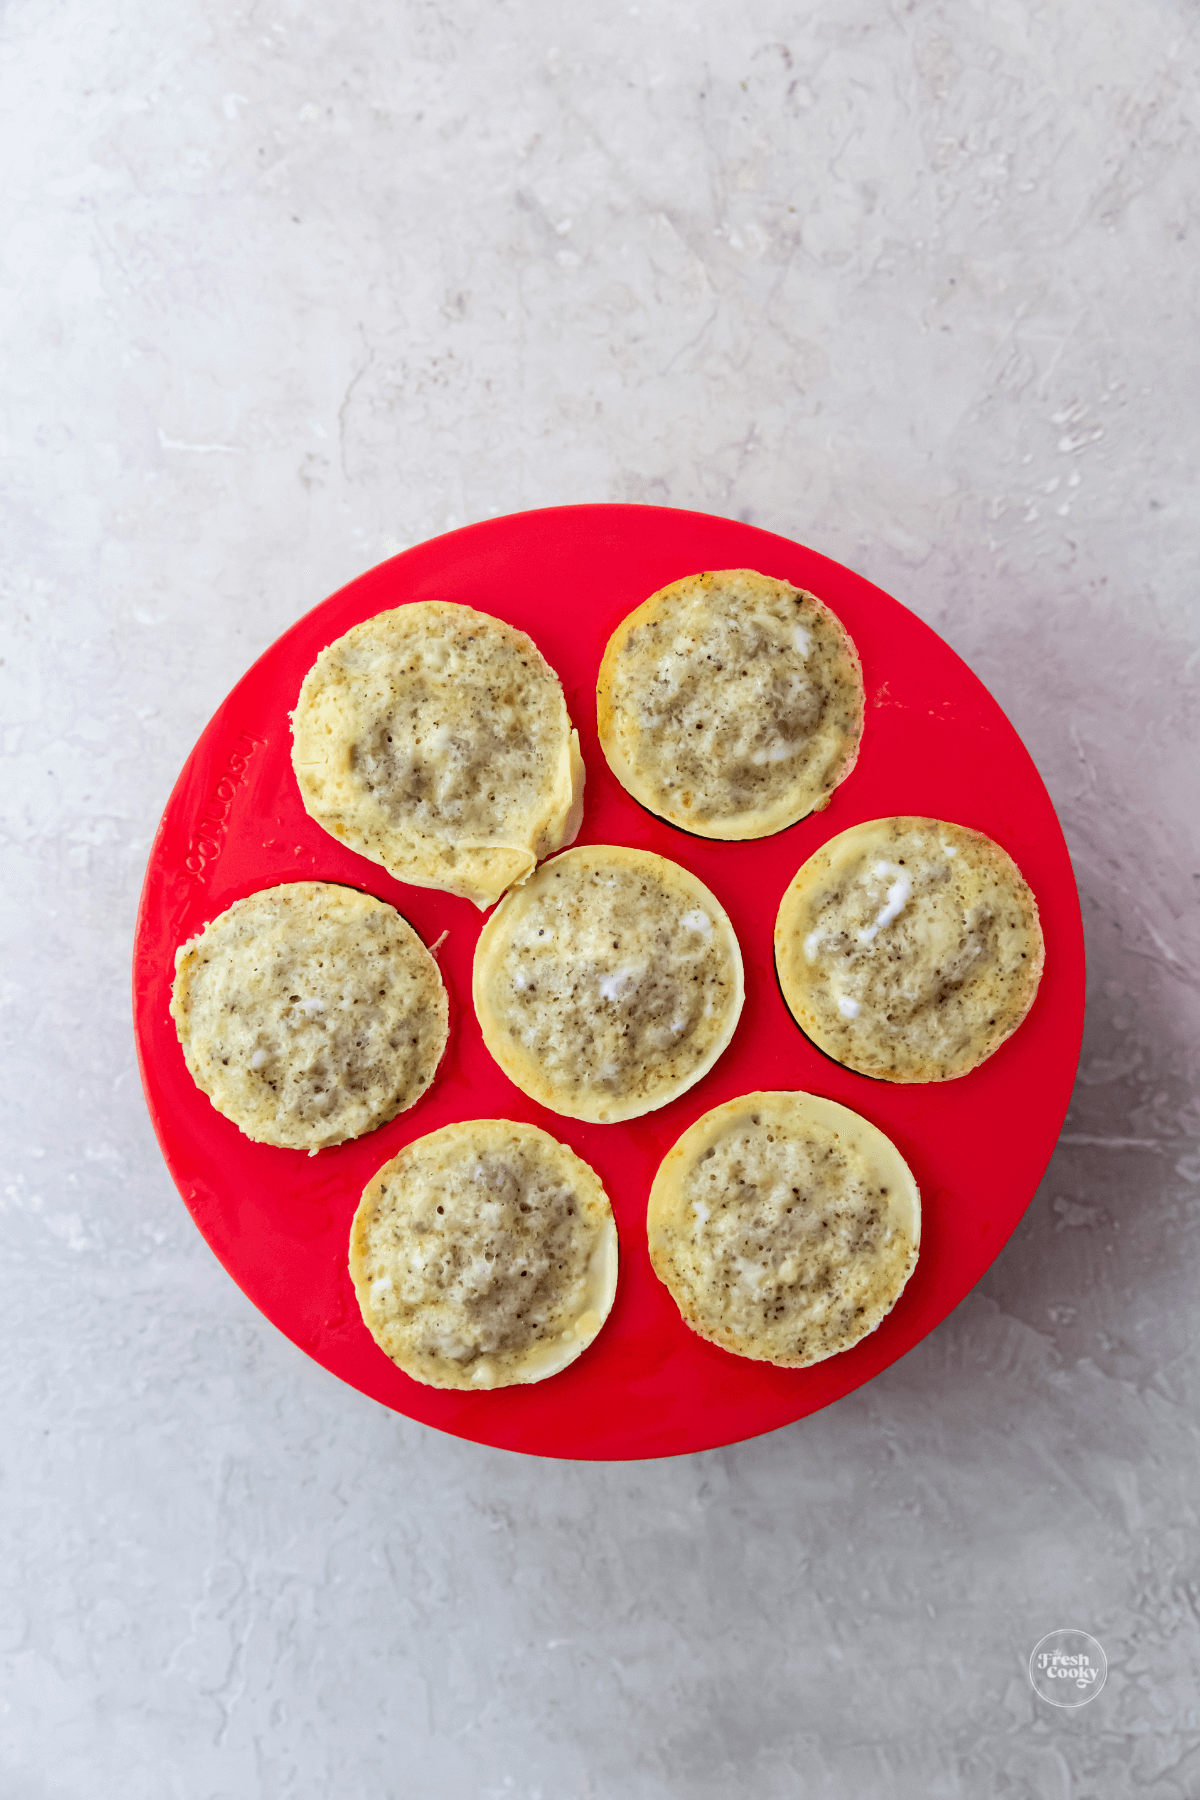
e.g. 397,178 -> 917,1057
3,2 -> 1198,1794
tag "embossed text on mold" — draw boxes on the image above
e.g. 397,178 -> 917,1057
184,733 -> 263,878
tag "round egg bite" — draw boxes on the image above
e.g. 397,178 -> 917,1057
647,1090 -> 920,1368
596,568 -> 864,839
291,602 -> 585,909
774,817 -> 1045,1083
170,881 -> 448,1151
473,844 -> 744,1123
349,1120 -> 618,1390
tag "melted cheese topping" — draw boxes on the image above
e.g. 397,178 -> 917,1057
473,845 -> 744,1122
349,1120 -> 618,1389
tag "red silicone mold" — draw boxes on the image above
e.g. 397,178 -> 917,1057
133,505 -> 1085,1460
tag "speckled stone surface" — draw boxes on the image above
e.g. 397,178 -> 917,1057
3,1 -> 1199,1794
